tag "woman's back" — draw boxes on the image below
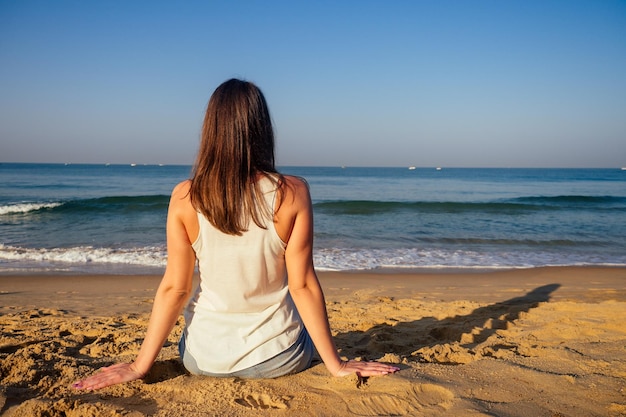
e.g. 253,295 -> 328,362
178,175 -> 306,373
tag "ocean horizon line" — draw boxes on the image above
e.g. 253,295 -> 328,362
1,162 -> 624,170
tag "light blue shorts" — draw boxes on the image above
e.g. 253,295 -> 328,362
178,328 -> 314,379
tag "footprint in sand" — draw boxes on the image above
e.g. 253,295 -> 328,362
346,383 -> 454,416
234,393 -> 291,410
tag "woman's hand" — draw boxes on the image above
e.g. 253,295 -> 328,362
332,360 -> 400,377
72,362 -> 145,391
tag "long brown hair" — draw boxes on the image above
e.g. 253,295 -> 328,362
189,79 -> 282,235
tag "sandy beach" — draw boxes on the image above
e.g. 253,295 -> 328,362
1,266 -> 625,416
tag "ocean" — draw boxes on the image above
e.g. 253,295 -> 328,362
1,163 -> 625,274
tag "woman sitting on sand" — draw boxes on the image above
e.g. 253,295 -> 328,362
73,79 -> 399,389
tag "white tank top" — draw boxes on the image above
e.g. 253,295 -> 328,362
183,177 -> 303,373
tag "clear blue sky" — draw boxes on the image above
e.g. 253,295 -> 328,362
1,0 -> 625,167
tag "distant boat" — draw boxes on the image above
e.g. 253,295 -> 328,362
622,167 -> 626,170
408,166 -> 416,170
130,163 -> 137,167
436,167 -> 442,171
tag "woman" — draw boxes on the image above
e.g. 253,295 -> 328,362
73,79 -> 399,390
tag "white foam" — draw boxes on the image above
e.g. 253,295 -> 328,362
0,244 -> 166,268
0,244 -> 623,274
0,202 -> 62,215
312,247 -> 626,271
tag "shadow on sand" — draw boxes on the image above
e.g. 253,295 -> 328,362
333,283 -> 561,361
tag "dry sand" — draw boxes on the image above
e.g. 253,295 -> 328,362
1,267 -> 625,416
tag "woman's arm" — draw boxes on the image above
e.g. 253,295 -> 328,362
283,177 -> 399,377
73,182 -> 197,390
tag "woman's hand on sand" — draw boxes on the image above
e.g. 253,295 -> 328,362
333,360 -> 400,377
72,363 -> 145,391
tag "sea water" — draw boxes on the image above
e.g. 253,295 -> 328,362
1,163 -> 625,274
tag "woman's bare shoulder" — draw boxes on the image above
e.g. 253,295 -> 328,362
173,179 -> 192,194
280,175 -> 310,203
169,180 -> 193,209
281,175 -> 309,192
170,180 -> 190,196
